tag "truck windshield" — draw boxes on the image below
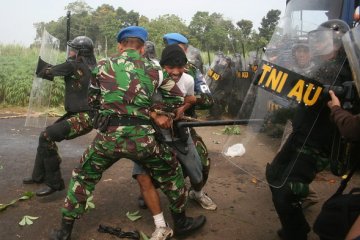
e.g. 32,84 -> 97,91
285,0 -> 343,33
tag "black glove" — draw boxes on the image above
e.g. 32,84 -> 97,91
35,56 -> 54,81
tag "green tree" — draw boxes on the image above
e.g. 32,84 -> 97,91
231,19 -> 253,56
65,0 -> 92,14
189,11 -> 236,52
92,4 -> 119,54
142,14 -> 188,54
258,9 -> 281,42
236,20 -> 253,39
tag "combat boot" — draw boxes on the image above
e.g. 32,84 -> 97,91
171,211 -> 206,236
50,218 -> 74,240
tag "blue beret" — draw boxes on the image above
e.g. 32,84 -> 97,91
117,26 -> 148,43
163,33 -> 189,45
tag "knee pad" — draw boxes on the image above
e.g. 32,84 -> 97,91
38,131 -> 51,147
45,120 -> 71,142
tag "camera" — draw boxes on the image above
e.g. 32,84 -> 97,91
323,81 -> 356,110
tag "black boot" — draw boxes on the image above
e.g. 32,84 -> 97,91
50,218 -> 74,240
171,211 -> 206,236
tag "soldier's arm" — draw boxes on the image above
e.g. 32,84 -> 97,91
149,111 -> 172,129
37,61 -> 75,81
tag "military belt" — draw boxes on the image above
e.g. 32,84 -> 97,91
108,116 -> 151,126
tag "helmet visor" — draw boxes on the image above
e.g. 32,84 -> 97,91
308,29 -> 334,56
66,44 -> 79,59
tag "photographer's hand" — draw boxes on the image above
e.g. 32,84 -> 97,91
327,90 -> 341,108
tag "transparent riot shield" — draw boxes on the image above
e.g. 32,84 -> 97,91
206,53 -> 236,119
228,53 -> 253,117
25,29 -> 60,128
186,45 -> 204,73
342,26 -> 360,95
222,17 -> 348,187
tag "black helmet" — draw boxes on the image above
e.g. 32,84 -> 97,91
319,19 -> 350,38
143,41 -> 157,59
67,36 -> 94,56
292,37 -> 309,55
186,45 -> 204,71
309,20 -> 350,57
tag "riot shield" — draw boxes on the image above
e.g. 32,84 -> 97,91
342,26 -> 360,95
206,53 -> 236,119
228,53 -> 253,117
25,29 -> 60,128
221,17 -> 348,187
186,45 -> 204,73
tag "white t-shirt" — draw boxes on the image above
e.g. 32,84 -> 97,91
176,72 -> 195,97
160,72 -> 194,141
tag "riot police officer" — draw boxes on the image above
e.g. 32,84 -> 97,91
23,36 -> 97,197
143,41 -> 158,60
208,55 -> 235,119
266,20 -> 351,240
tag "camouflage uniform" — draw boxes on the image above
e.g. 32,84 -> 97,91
30,60 -> 94,190
62,49 -> 187,219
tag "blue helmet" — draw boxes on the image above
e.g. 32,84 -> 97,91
117,26 -> 148,43
163,33 -> 189,45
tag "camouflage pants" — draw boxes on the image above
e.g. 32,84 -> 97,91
31,112 -> 93,189
62,125 -> 187,219
287,145 -> 329,198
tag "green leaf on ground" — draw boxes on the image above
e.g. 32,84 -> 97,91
223,126 -> 241,135
85,195 -> 95,210
126,211 -> 142,221
19,215 -> 39,226
140,231 -> 149,240
0,191 -> 35,212
19,191 -> 35,200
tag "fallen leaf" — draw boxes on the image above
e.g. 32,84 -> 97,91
251,178 -> 257,184
126,211 -> 142,221
140,231 -> 149,240
19,215 -> 39,226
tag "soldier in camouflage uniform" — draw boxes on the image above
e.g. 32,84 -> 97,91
50,26 -> 206,240
163,33 -> 215,207
133,44 -> 202,240
23,36 -> 96,197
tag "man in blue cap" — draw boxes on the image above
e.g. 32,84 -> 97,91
162,32 -> 217,211
50,26 -> 206,240
163,33 -> 189,46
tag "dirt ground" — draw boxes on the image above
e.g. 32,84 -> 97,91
1,113 -> 359,240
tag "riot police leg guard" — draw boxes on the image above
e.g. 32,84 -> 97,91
23,131 -> 51,184
171,211 -> 206,236
35,120 -> 70,196
270,185 -> 310,240
50,218 -> 74,240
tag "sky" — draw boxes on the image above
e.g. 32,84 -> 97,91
0,0 -> 286,47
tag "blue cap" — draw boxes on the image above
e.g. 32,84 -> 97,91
117,26 -> 148,43
163,33 -> 189,45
